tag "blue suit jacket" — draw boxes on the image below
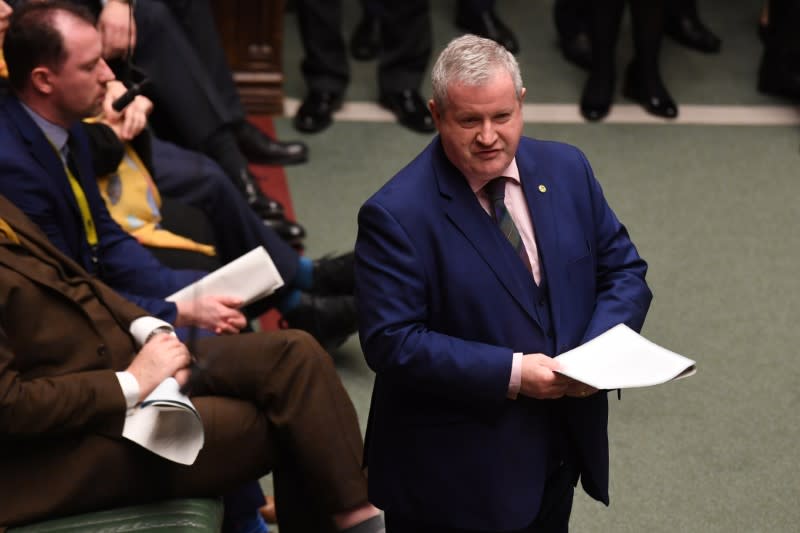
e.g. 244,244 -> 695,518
0,96 -> 200,322
355,136 -> 652,530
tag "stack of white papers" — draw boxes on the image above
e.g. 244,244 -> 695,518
121,378 -> 204,465
167,246 -> 284,305
554,324 -> 696,389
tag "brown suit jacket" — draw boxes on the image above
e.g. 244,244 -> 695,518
0,195 -> 147,527
0,195 -> 367,531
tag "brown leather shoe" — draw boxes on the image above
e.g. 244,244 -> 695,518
259,495 -> 277,524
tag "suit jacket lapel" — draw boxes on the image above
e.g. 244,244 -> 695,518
431,141 -> 541,326
517,149 -> 566,350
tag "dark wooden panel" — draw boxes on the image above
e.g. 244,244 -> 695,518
211,0 -> 284,115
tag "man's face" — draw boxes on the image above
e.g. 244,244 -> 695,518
46,16 -> 114,124
430,69 -> 525,183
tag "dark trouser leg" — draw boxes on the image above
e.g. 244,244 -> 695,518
296,0 -> 350,94
766,0 -> 800,54
579,0 -> 624,120
156,0 -> 246,123
629,0 -> 667,91
132,0 -> 235,147
189,331 -> 369,532
386,464 -> 575,533
758,0 -> 800,99
149,137 -> 299,284
377,0 -> 431,93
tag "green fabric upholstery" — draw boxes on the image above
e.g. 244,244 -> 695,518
9,498 -> 223,533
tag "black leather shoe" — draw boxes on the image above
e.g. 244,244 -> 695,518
350,14 -> 380,61
235,168 -> 285,221
379,89 -> 435,133
665,14 -> 721,54
455,8 -> 519,54
280,293 -> 358,351
758,51 -> 800,101
294,91 -> 343,134
264,217 -> 306,247
580,72 -> 614,122
311,251 -> 354,295
622,62 -> 678,119
234,121 -> 309,166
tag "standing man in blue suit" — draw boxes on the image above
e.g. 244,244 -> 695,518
355,34 -> 652,532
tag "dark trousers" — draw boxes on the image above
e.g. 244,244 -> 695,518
296,0 -> 432,94
385,463 -> 576,533
149,136 -> 299,285
132,0 -> 244,147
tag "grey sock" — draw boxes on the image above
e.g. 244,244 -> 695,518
341,514 -> 385,533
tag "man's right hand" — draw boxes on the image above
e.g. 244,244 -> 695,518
518,353 -> 570,399
126,333 -> 192,401
175,295 -> 247,335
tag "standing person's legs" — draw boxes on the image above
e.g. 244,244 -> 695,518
624,0 -> 678,118
377,0 -> 434,133
580,0 -> 625,121
294,0 -> 350,133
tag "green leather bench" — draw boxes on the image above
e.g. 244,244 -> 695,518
8,498 -> 223,533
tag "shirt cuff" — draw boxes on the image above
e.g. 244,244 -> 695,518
115,371 -> 141,409
507,352 -> 522,399
129,316 -> 175,347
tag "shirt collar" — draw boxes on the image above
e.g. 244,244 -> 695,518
466,158 -> 521,194
20,101 -> 70,155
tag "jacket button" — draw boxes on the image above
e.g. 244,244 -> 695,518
97,345 -> 107,357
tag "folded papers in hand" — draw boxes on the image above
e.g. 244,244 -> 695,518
121,377 -> 204,465
554,324 -> 696,390
166,246 -> 284,305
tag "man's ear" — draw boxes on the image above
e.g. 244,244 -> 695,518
429,98 -> 441,128
29,66 -> 54,95
519,86 -> 527,103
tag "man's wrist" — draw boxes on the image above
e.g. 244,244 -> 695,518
145,325 -> 174,344
115,370 -> 141,408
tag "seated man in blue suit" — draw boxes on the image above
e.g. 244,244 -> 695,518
0,0 -> 356,349
355,34 -> 652,532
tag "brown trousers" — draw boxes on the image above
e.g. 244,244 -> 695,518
1,330 -> 368,533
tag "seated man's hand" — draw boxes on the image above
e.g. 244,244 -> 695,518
175,295 -> 247,335
127,333 -> 192,401
100,80 -> 153,141
98,0 -> 136,59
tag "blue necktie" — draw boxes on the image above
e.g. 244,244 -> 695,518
486,177 -> 531,271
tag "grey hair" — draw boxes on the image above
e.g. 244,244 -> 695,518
431,34 -> 523,112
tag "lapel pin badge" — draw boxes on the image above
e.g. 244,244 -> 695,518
538,184 -> 547,193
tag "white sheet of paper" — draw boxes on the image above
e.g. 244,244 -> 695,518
554,324 -> 696,389
121,378 -> 204,465
166,246 -> 284,306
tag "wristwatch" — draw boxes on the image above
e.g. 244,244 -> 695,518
144,325 -> 174,344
